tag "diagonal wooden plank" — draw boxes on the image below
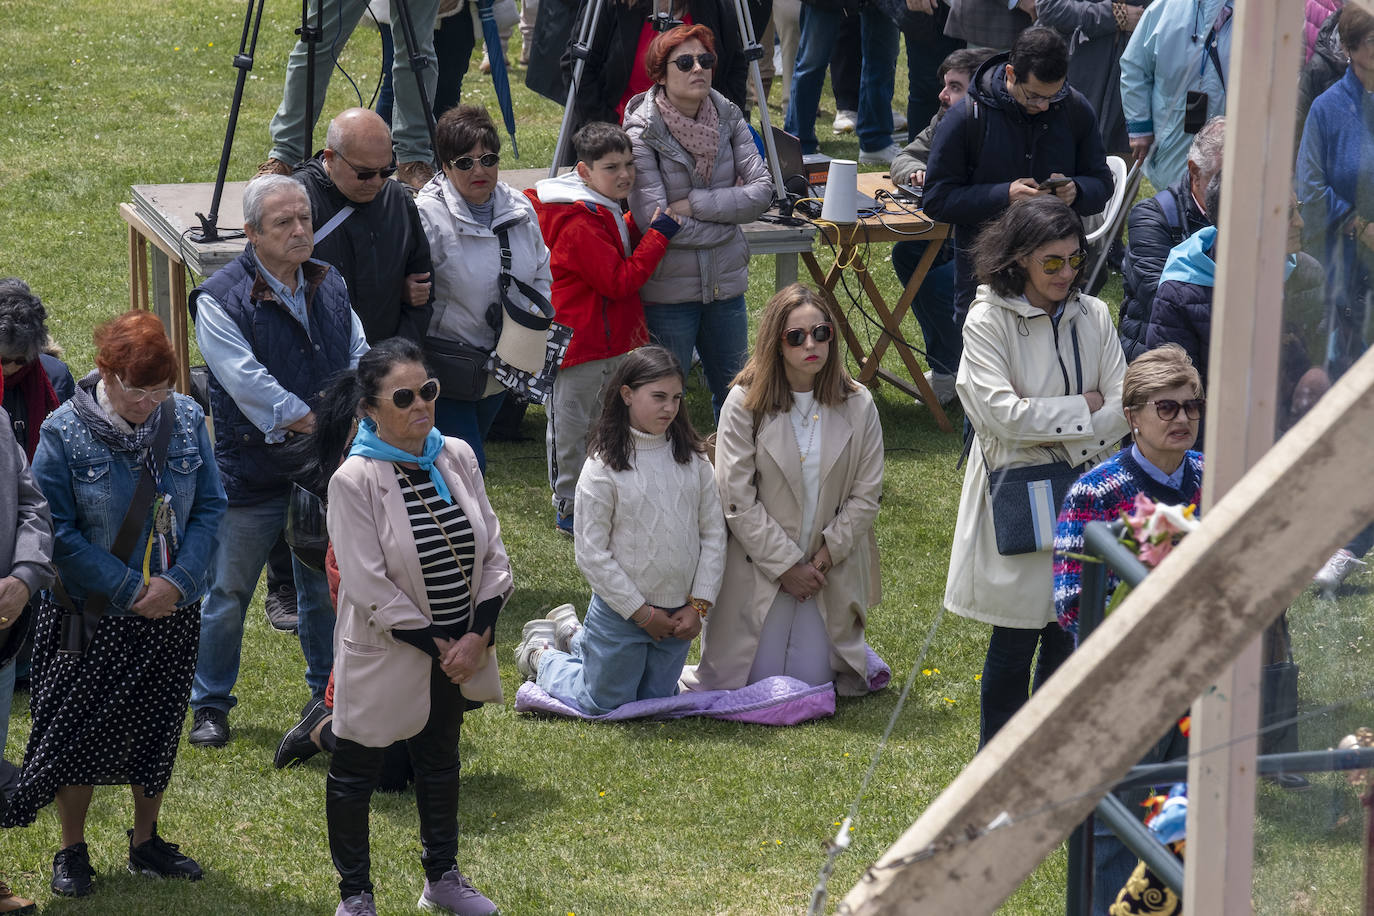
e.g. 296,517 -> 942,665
841,347 -> 1374,914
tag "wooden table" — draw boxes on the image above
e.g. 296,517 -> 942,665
800,171 -> 954,432
123,176 -> 818,392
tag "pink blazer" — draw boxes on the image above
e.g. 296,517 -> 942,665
326,437 -> 513,746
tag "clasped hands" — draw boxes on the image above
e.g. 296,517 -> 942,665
780,544 -> 832,602
632,603 -> 701,642
435,626 -> 492,684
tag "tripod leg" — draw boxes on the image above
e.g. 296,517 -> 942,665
730,0 -> 786,203
269,0 -> 370,164
549,0 -> 607,174
390,0 -> 441,166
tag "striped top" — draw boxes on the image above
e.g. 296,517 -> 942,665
395,465 -> 475,630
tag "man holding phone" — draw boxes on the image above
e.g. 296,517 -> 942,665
924,26 -> 1114,324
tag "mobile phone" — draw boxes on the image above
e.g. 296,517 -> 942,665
1038,177 -> 1072,191
893,183 -> 924,204
1184,90 -> 1209,134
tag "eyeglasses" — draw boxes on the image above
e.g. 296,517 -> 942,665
448,153 -> 500,171
332,149 -> 398,181
373,378 -> 441,409
1036,249 -> 1087,274
1015,81 -> 1058,105
1137,398 -> 1206,421
782,323 -> 834,347
671,52 -> 717,73
115,375 -> 175,404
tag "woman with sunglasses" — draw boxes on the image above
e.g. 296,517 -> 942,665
623,24 -> 774,420
416,103 -> 552,471
319,338 -> 511,916
682,284 -> 885,696
945,197 -> 1129,748
7,311 -> 226,896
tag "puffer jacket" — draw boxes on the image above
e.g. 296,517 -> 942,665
945,285 -> 1128,629
1305,0 -> 1341,62
1118,180 -> 1210,361
1297,9 -> 1347,149
623,87 -> 773,305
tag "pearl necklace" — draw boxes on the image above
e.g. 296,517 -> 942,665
792,398 -> 820,462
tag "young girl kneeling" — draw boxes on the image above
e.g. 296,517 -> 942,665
514,347 -> 726,714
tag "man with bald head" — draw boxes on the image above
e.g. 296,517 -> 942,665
296,108 -> 434,344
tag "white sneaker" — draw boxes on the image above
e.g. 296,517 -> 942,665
924,370 -> 957,406
892,109 -> 908,132
857,143 -> 902,165
545,603 -> 582,653
1313,548 -> 1365,599
514,619 -> 556,680
832,110 -> 858,134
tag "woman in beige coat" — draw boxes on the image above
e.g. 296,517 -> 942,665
946,198 -> 1129,749
323,339 -> 511,916
682,285 -> 884,697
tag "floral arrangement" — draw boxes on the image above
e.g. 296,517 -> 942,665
1104,494 -> 1201,613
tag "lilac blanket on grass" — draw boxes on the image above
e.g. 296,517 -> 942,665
513,646 -> 891,725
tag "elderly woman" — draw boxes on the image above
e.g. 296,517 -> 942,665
624,24 -> 774,419
416,104 -> 552,471
683,284 -> 884,696
4,311 -> 226,898
0,278 -> 74,462
322,338 -> 511,916
946,197 -> 1129,748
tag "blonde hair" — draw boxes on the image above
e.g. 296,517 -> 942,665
1123,343 -> 1203,409
733,284 -> 857,415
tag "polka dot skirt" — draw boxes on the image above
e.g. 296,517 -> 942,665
3,598 -> 200,827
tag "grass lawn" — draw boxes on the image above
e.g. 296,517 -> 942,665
1,0 -> 1366,912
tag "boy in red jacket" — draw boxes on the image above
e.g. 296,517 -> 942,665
526,122 -> 681,535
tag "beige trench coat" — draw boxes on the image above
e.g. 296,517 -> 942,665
944,287 -> 1129,629
327,437 -> 513,747
682,383 -> 884,696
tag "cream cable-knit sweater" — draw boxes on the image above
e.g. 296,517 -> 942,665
573,427 -> 727,617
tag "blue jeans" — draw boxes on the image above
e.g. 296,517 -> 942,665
536,595 -> 692,715
377,24 -> 395,126
784,4 -> 899,153
978,622 -> 1074,748
433,391 -> 507,473
891,240 -> 960,376
644,295 -> 748,420
191,496 -> 335,713
0,658 -> 13,753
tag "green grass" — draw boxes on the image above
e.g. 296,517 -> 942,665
1,1 -> 1366,912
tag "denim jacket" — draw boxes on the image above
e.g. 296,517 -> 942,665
32,393 -> 228,615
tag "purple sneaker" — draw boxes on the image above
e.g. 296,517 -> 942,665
418,868 -> 498,915
336,892 -> 376,915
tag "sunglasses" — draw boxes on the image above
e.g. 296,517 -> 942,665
333,149 -> 398,181
671,52 -> 717,73
782,323 -> 834,347
1036,249 -> 1087,274
448,153 -> 500,171
374,378 -> 441,409
115,375 -> 175,404
1138,398 -> 1205,421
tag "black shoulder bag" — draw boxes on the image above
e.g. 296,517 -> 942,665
55,399 -> 175,655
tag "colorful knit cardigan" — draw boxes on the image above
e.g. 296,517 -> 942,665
1053,448 -> 1204,638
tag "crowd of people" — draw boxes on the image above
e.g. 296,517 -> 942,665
2,0 -> 1371,911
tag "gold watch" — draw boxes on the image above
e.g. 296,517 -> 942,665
689,597 -> 712,618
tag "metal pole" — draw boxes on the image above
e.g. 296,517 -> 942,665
1115,747 -> 1374,791
1065,819 -> 1094,916
550,0 -> 608,175
727,0 -> 786,205
299,0 -> 323,166
391,0 -> 441,165
1095,795 -> 1185,897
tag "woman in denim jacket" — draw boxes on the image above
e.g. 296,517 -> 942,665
4,312 -> 227,900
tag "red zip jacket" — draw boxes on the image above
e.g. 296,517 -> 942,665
525,175 -> 675,369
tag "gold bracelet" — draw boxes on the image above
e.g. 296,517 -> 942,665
689,597 -> 711,619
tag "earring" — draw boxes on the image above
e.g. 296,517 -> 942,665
1133,427 -> 1139,435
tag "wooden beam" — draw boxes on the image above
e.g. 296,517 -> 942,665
1186,0 -> 1301,905
841,348 -> 1374,914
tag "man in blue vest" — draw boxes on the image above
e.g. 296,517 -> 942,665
187,174 -> 369,749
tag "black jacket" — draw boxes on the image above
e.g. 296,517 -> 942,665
294,157 -> 433,344
1296,9 -> 1346,153
1118,180 -> 1211,362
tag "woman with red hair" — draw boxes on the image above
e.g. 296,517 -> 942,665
4,311 -> 227,899
624,24 -> 773,419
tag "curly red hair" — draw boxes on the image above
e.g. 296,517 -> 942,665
643,24 -> 717,84
93,311 -> 178,389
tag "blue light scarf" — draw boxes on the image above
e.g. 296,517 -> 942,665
348,420 -> 453,505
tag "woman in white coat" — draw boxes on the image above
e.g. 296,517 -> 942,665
947,197 -> 1129,748
323,339 -> 512,916
416,104 -> 553,471
682,284 -> 884,696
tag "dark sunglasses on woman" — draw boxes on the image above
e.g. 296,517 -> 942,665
1141,398 -> 1205,421
671,52 -> 717,72
376,379 -> 442,409
449,153 -> 500,171
782,323 -> 834,347
1037,249 -> 1088,274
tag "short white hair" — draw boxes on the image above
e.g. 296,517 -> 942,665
1186,116 -> 1226,182
242,174 -> 306,232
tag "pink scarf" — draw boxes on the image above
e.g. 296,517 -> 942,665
654,89 -> 720,184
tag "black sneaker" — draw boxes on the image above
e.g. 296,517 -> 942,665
264,584 -> 299,633
188,707 -> 229,748
275,698 -> 330,768
127,826 -> 203,880
51,842 -> 94,897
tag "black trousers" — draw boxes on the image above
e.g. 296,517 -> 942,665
978,622 -> 1075,749
327,658 -> 465,899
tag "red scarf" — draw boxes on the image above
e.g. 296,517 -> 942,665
6,358 -> 59,460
